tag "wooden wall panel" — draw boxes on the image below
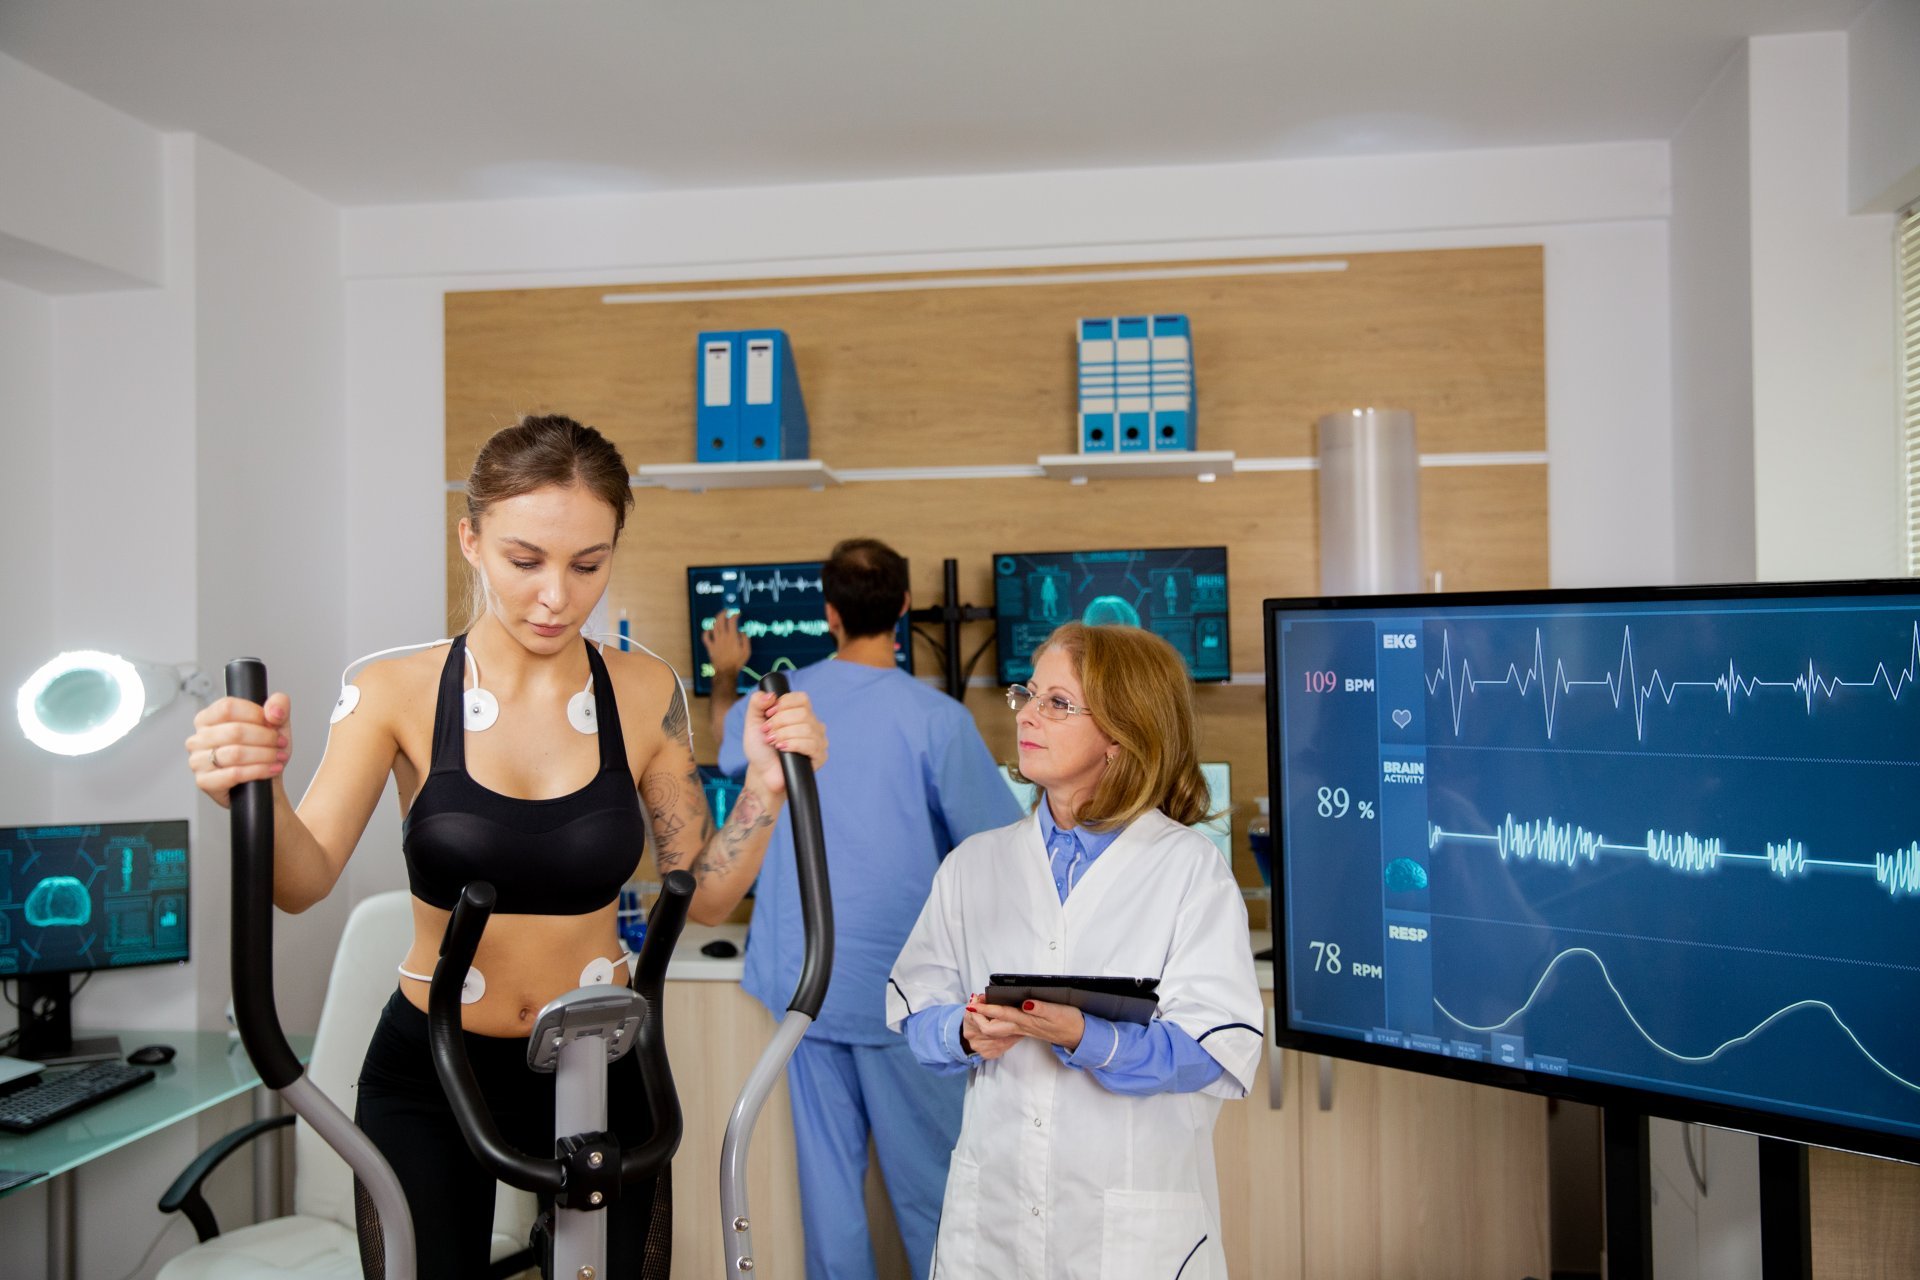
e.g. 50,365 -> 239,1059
446,247 -> 1545,475
444,249 -> 1550,926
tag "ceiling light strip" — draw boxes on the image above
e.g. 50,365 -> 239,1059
601,259 -> 1348,306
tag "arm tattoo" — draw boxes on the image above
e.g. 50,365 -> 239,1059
645,762 -> 718,876
691,785 -> 774,884
661,684 -> 690,746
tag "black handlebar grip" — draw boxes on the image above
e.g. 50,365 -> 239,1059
427,883 -> 563,1194
758,671 -> 834,1018
225,658 -> 302,1090
439,880 -> 496,963
631,871 -> 694,998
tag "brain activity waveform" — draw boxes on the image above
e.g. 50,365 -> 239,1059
1429,816 -> 1920,899
736,618 -> 830,640
1432,947 -> 1920,1094
1426,621 -> 1920,742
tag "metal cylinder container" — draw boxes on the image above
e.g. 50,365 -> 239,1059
1316,408 -> 1423,595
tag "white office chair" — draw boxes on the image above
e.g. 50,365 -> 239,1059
155,890 -> 537,1279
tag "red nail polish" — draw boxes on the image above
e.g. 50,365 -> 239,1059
1022,1001 -> 1035,1012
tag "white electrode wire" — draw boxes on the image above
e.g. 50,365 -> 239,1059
583,630 -> 693,753
336,639 -> 453,691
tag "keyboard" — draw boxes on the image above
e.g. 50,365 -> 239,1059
0,1061 -> 155,1134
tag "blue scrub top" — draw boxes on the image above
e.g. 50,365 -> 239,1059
721,658 -> 1024,1043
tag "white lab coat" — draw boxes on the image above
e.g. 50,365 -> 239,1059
887,808 -> 1264,1280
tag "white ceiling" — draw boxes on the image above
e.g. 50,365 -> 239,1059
0,0 -> 1878,207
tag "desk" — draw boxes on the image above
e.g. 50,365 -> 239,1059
0,1030 -> 313,1280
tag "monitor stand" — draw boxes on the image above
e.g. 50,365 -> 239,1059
12,973 -> 122,1065
1757,1136 -> 1813,1280
1602,1107 -> 1654,1280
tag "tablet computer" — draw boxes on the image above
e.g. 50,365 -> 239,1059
984,973 -> 1160,1026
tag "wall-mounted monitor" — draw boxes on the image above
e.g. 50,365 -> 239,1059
1266,580 -> 1920,1163
687,559 -> 913,696
697,765 -> 744,830
993,546 -> 1230,685
998,762 -> 1234,863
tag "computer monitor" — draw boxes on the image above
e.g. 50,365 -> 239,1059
1266,580 -> 1920,1164
697,765 -> 744,830
998,762 -> 1233,862
0,819 -> 190,1062
992,546 -> 1230,685
687,559 -> 914,696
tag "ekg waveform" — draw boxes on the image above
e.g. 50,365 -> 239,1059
1432,947 -> 1920,1093
1426,622 -> 1920,741
734,570 -> 822,604
1428,816 -> 1920,899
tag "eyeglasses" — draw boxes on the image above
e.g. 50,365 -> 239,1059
1006,684 -> 1094,722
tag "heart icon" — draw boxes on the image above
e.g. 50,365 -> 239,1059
1392,709 -> 1412,729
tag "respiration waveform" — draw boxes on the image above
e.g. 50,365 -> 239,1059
1425,621 -> 1920,741
1428,817 -> 1919,899
1432,947 -> 1920,1093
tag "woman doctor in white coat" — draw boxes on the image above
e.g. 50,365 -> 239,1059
888,622 -> 1263,1280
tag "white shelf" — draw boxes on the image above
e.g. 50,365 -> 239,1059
1037,450 -> 1236,483
634,459 -> 840,492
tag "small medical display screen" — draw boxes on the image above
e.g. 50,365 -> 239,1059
993,547 -> 1230,684
0,820 -> 190,977
1268,584 -> 1920,1155
687,560 -> 914,696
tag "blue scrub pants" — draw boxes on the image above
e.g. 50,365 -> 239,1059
786,1035 -> 964,1280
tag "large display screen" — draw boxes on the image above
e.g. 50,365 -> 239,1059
0,820 -> 191,978
687,560 -> 914,696
1267,582 -> 1920,1162
994,546 -> 1230,684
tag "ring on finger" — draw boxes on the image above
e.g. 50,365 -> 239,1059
210,745 -> 224,769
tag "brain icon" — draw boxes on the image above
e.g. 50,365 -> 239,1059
1081,596 -> 1141,627
25,877 -> 91,928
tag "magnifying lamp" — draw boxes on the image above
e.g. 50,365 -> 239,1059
16,650 -> 213,756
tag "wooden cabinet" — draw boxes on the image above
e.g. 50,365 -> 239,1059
662,978 -> 912,1280
663,976 -> 1548,1279
1296,1053 -> 1550,1279
1214,992 -> 1550,1280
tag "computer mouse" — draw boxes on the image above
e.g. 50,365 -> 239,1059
128,1044 -> 176,1066
700,939 -> 740,959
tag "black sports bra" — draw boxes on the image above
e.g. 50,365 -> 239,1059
401,635 -> 646,915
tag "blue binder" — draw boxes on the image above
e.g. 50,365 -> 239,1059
1150,314 -> 1194,450
737,329 -> 811,461
1115,316 -> 1152,452
1077,318 -> 1116,452
696,332 -> 740,462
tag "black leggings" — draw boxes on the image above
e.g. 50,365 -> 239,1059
352,990 -> 666,1280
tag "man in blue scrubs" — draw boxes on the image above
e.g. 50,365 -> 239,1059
707,537 -> 1022,1280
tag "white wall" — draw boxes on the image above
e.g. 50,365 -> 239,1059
1670,46 -> 1757,584
1849,0 -> 1920,214
0,50 -> 162,292
0,113 -> 346,1276
342,140 -> 1678,637
1750,33 -> 1901,582
190,134 -> 348,1037
0,125 -> 204,1280
0,278 -> 56,820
